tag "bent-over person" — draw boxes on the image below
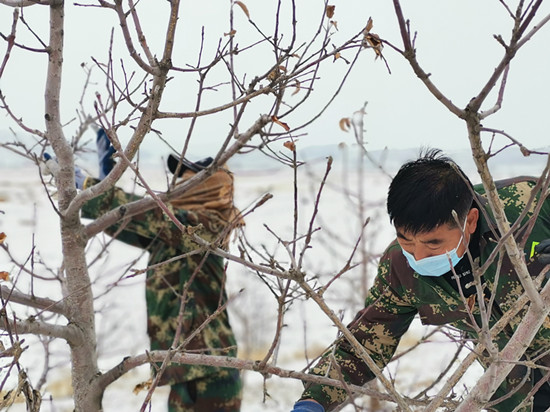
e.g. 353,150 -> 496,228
291,149 -> 550,412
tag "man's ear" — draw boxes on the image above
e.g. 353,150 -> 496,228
467,208 -> 479,234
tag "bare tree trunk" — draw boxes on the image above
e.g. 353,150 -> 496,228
45,1 -> 101,409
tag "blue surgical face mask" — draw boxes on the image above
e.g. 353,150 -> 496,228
401,220 -> 468,277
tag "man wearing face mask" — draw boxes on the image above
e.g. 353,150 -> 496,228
291,149 -> 550,412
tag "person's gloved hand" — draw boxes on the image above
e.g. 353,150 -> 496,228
41,152 -> 59,177
535,239 -> 550,265
42,153 -> 86,189
96,128 -> 115,180
291,400 -> 325,412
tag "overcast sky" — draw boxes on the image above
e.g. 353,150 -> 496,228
1,1 -> 550,162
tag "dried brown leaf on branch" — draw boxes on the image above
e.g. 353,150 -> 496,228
272,115 -> 290,131
234,1 -> 250,19
268,66 -> 286,81
363,17 -> 383,59
0,232 -> 6,244
224,29 -> 237,37
268,69 -> 278,81
292,80 -> 301,95
0,272 -> 8,281
326,5 -> 335,18
283,140 -> 296,152
365,16 -> 374,32
365,33 -> 383,58
339,117 -> 351,132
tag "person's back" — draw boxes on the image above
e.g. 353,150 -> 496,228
81,130 -> 243,412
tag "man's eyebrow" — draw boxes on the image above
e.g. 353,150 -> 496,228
396,230 -> 445,245
421,238 -> 445,245
396,230 -> 410,241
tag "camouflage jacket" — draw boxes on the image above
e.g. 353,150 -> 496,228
81,178 -> 237,385
301,177 -> 550,411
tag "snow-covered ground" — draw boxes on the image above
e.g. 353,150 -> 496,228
0,150 -> 547,411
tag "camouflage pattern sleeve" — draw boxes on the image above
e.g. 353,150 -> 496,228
80,177 -> 196,250
300,244 -> 417,411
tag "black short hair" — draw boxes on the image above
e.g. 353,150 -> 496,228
387,148 -> 474,234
